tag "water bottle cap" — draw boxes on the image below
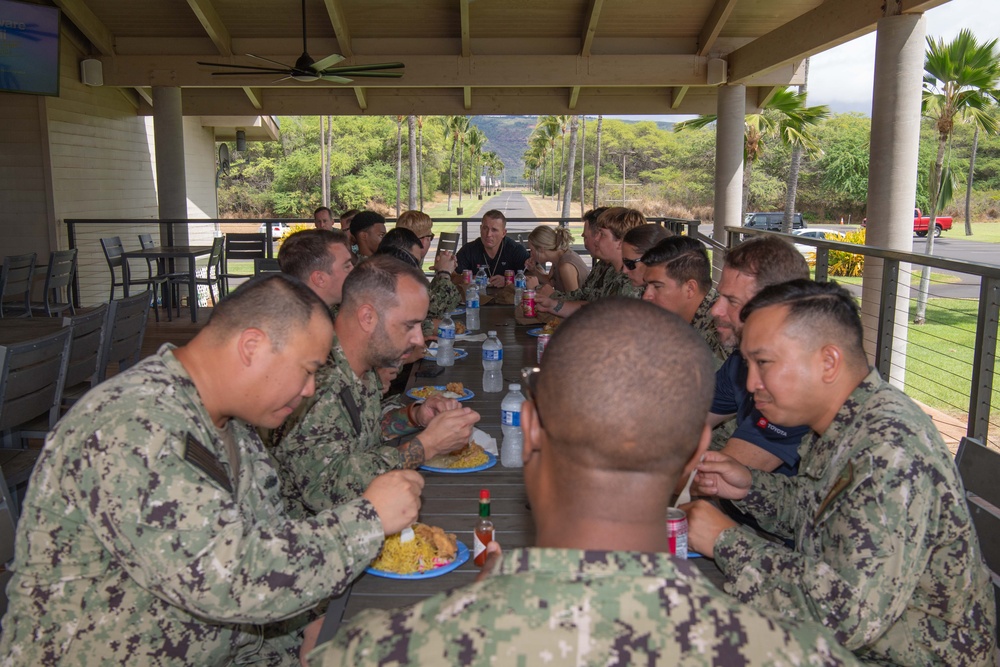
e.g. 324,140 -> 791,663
509,383 -> 521,391
488,330 -> 497,336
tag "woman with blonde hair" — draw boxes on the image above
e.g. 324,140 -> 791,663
526,224 -> 590,293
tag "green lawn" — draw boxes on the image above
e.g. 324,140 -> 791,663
951,221 -> 1000,243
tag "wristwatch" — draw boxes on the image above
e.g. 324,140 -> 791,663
553,300 -> 564,313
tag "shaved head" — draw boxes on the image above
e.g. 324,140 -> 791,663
537,298 -> 715,475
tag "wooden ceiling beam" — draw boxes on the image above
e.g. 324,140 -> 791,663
728,0 -> 950,82
569,86 -> 581,110
463,86 -> 472,110
460,0 -> 471,57
696,0 -> 738,57
242,87 -> 262,110
354,87 -> 368,110
670,86 -> 689,109
580,0 -> 605,57
184,0 -> 232,56
135,87 -> 154,106
52,0 -> 115,56
322,0 -> 354,58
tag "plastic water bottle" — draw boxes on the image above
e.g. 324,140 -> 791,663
514,269 -> 527,307
500,384 -> 525,467
465,285 -> 480,331
437,313 -> 455,367
482,331 -> 504,393
476,265 -> 488,295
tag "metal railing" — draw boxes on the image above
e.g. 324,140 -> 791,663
729,226 -> 1000,446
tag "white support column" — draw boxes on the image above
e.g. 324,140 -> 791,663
713,83 -> 745,277
862,13 -> 925,388
152,86 -> 188,243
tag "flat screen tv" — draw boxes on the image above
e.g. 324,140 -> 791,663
0,0 -> 60,96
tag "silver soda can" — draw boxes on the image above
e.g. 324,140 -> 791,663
537,333 -> 551,363
523,289 -> 536,317
666,507 -> 688,559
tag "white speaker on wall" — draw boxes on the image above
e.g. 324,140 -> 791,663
80,59 -> 104,86
707,58 -> 727,86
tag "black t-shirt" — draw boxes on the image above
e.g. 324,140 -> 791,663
456,237 -> 530,277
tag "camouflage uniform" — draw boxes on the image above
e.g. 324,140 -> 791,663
691,288 -> 728,367
0,345 -> 384,667
427,273 -> 462,320
714,369 -> 997,666
267,341 -> 406,518
307,547 -> 860,666
553,261 -> 641,302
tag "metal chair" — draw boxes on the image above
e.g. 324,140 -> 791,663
955,437 -> 1000,642
170,237 -> 224,316
0,253 -> 37,318
221,233 -> 267,293
253,257 -> 281,275
0,328 -> 72,449
30,249 -> 77,317
98,291 -> 152,383
100,237 -> 167,322
61,304 -> 108,407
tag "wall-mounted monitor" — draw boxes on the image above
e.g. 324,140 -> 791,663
0,0 -> 60,96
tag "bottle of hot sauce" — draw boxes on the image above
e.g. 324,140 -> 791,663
473,489 -> 495,566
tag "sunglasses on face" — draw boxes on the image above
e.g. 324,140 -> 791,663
622,257 -> 642,271
419,233 -> 435,241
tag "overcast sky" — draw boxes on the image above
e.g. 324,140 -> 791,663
610,0 -> 1000,122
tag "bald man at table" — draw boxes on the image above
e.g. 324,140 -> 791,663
301,298 -> 859,666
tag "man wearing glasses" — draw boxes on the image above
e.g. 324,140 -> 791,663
396,210 -> 461,322
300,299 -> 859,666
456,209 -> 529,286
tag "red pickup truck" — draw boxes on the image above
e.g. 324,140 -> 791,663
914,208 -> 952,238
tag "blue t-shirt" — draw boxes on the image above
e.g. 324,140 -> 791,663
711,351 -> 810,476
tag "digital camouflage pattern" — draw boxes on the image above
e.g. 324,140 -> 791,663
0,345 -> 384,667
553,261 -> 642,303
308,547 -> 861,666
427,273 -> 462,320
715,369 -> 997,666
691,288 -> 728,368
266,341 -> 405,517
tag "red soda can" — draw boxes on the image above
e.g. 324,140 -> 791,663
463,269 -> 473,284
666,508 -> 688,558
537,334 -> 551,363
504,269 -> 515,285
523,289 -> 536,317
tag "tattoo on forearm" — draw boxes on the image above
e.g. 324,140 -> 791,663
382,406 -> 415,438
400,437 -> 425,469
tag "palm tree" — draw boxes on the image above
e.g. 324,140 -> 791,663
538,117 -> 561,199
674,88 -> 829,225
579,115 -> 586,217
446,116 -> 470,211
395,115 -> 404,217
466,126 -> 487,199
964,102 -> 999,235
594,115 -> 603,208
783,58 -> 811,233
407,115 -> 417,210
561,116 -> 579,217
914,29 -> 1000,324
417,116 -> 425,211
554,115 -> 570,202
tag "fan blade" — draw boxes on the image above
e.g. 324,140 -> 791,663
312,53 -> 346,70
321,75 -> 353,84
199,62 -> 291,73
210,70 -> 292,76
319,61 -> 405,74
327,70 -> 404,79
247,54 -> 297,69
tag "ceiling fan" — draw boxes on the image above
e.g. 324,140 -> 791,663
197,0 -> 404,84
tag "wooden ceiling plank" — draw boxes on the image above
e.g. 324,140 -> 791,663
671,86 -> 689,109
354,87 -> 367,110
135,87 -> 154,106
728,0 -> 950,82
569,86 -> 580,109
322,0 -> 354,58
184,0 -> 232,56
460,0 -> 471,58
52,0 -> 115,56
696,0 -> 738,57
463,86 -> 472,110
580,0 -> 605,57
243,87 -> 263,110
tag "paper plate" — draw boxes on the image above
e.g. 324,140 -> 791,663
366,541 -> 470,580
420,451 -> 497,474
526,327 -> 546,337
422,347 -> 469,361
449,307 -> 466,316
406,386 -> 475,401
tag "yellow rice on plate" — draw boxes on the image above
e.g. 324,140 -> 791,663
371,523 -> 457,574
425,442 -> 490,469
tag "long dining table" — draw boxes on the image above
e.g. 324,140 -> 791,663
121,245 -> 213,323
318,298 -> 727,643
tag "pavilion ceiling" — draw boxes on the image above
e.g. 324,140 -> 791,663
51,0 -> 949,116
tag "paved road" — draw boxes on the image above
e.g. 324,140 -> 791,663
907,236 -> 1000,299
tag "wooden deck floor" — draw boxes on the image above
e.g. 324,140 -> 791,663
140,306 -> 210,357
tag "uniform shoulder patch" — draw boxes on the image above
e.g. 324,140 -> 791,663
183,433 -> 233,493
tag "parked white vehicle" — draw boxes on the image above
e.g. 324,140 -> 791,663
792,228 -> 847,262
